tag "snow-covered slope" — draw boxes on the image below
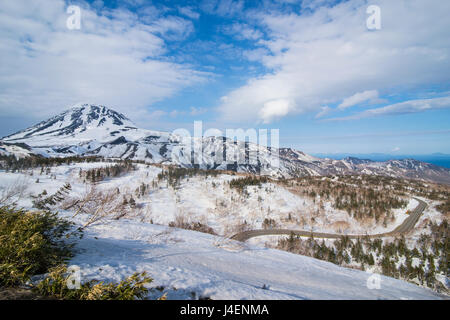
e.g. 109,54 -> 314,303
0,162 -> 445,299
65,212 -> 441,300
4,104 -> 139,143
2,103 -> 450,184
0,142 -> 34,158
3,104 -> 156,157
0,162 -> 420,238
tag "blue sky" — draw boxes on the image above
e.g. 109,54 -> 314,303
0,0 -> 449,154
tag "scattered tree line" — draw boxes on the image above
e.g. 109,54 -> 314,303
289,176 -> 409,223
229,176 -> 270,193
80,161 -> 136,183
277,220 -> 449,293
156,166 -> 222,188
331,175 -> 449,202
168,220 -> 217,235
0,155 -> 104,172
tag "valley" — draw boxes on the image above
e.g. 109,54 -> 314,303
0,104 -> 448,300
0,156 -> 448,297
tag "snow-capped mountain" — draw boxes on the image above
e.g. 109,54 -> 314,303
3,104 -> 143,151
2,104 -> 450,184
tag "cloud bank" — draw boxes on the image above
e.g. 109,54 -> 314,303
337,90 -> 379,110
218,0 -> 450,123
0,0 -> 206,123
329,96 -> 450,121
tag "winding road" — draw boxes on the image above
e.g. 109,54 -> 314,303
231,198 -> 427,242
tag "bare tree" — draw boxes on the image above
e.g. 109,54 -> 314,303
64,185 -> 132,229
0,177 -> 28,206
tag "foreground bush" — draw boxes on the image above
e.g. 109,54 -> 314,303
34,266 -> 152,300
0,206 -> 77,287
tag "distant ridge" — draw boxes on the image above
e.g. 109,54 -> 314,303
2,103 -> 450,184
314,153 -> 450,169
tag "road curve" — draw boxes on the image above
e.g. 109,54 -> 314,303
231,198 -> 427,242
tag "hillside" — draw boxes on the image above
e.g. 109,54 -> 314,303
0,159 -> 448,297
66,211 -> 442,300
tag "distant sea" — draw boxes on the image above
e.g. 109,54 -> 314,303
312,154 -> 450,169
424,160 -> 450,168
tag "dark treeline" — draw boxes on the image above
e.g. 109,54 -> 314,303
277,219 -> 449,292
0,154 -> 104,172
157,167 -> 223,188
168,220 -> 217,235
80,161 -> 136,183
0,154 -> 155,173
333,175 -> 450,201
229,176 -> 270,192
290,176 -> 410,223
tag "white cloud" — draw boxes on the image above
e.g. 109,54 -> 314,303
301,0 -> 337,11
222,23 -> 263,41
0,0 -> 206,126
315,106 -> 332,119
328,96 -> 450,121
91,0 -> 104,9
190,107 -> 208,116
243,47 -> 270,62
148,15 -> 195,41
338,90 -> 379,110
218,0 -> 450,123
163,106 -> 208,119
178,6 -> 200,20
201,0 -> 244,17
259,99 -> 292,123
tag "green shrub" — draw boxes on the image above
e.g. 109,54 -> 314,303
34,265 -> 152,300
32,183 -> 72,210
0,206 -> 78,287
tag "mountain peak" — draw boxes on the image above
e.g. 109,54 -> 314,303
3,103 -> 138,145
65,103 -> 132,125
